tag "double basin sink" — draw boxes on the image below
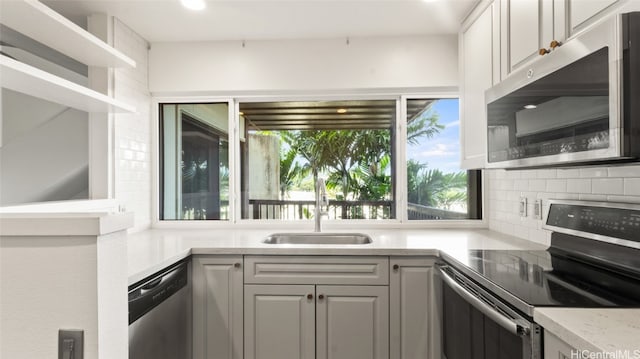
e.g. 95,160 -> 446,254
263,232 -> 372,245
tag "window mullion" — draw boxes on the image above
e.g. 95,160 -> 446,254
397,97 -> 409,223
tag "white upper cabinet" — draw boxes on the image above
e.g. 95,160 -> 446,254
500,0 -> 621,78
568,0 -> 620,35
500,0 -> 563,78
460,1 -> 500,169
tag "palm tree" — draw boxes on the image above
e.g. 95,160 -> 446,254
279,148 -> 309,198
407,160 -> 467,210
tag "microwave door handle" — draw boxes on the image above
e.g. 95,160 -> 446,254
436,265 -> 528,337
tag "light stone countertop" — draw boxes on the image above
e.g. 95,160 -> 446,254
126,228 -> 546,285
127,227 -> 640,352
535,307 -> 640,353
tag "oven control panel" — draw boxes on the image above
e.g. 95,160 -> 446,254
546,203 -> 640,243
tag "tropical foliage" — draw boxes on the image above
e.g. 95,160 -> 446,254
267,105 -> 468,213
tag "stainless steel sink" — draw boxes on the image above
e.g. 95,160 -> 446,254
263,232 -> 373,245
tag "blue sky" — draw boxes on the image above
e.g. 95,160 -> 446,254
407,99 -> 461,173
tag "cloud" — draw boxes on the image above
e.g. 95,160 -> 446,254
444,120 -> 460,128
418,143 -> 458,158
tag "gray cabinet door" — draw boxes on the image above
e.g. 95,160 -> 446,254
192,256 -> 243,359
244,284 -> 316,359
389,258 -> 436,359
316,285 -> 389,359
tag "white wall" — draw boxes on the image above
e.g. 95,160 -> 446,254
487,165 -> 640,246
112,19 -> 152,230
149,35 -> 458,94
0,89 -> 89,206
0,230 -> 128,359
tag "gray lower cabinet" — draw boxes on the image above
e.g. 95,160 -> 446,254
544,331 -> 575,359
193,255 -> 436,359
244,284 -> 389,359
244,284 -> 316,359
192,255 -> 244,359
244,255 -> 390,359
390,257 -> 438,359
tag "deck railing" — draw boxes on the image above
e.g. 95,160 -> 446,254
407,202 -> 468,220
248,199 -> 393,220
248,199 -> 468,220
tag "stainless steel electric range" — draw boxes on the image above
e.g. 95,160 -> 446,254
437,200 -> 640,359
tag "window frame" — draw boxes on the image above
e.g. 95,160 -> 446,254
151,92 -> 487,229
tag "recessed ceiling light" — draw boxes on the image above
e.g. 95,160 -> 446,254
524,104 -> 537,109
181,0 -> 206,11
337,108 -> 347,114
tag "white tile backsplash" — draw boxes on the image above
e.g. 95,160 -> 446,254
113,19 -> 151,231
487,164 -> 640,246
592,178 -> 624,195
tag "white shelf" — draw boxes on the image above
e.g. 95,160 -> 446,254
0,0 -> 136,68
1,55 -> 136,113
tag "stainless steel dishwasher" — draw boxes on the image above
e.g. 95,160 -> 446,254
128,260 -> 191,359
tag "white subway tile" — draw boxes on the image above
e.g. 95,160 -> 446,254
546,179 -> 567,193
536,169 -> 557,179
567,179 -> 591,193
529,179 -> 546,191
606,195 -> 640,204
557,168 -> 580,178
514,180 -> 529,191
578,194 -> 607,202
592,178 -> 624,195
624,178 -> 640,196
580,168 -> 608,178
608,165 -> 640,177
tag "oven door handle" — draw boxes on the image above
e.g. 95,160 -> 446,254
436,265 -> 530,337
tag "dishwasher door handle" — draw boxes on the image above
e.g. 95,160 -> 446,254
436,264 -> 529,337
139,268 -> 180,295
128,262 -> 188,324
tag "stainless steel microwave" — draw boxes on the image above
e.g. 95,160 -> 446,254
485,12 -> 639,168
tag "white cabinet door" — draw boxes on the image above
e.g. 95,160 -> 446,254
568,0 -> 619,35
460,2 -> 498,169
500,0 -> 564,77
192,256 -> 244,359
316,285 -> 389,359
544,331 -> 576,359
389,258 -> 436,359
506,0 -> 542,70
244,284 -> 316,359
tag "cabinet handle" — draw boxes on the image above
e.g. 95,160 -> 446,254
393,264 -> 399,271
318,294 -> 324,300
234,262 -> 241,268
549,40 -> 562,49
307,294 -> 313,300
538,48 -> 550,56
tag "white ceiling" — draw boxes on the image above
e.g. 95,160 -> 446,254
43,0 -> 478,43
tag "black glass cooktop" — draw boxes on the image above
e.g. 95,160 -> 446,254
453,247 -> 640,308
442,201 -> 640,317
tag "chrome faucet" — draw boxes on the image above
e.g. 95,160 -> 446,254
314,178 -> 329,232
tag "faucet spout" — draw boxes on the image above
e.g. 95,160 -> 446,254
314,178 -> 329,232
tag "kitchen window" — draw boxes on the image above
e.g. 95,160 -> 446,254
158,97 -> 481,222
405,98 -> 481,220
160,103 -> 230,220
239,100 -> 396,220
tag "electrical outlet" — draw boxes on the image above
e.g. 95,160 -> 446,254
59,329 -> 83,359
534,200 -> 543,220
519,197 -> 528,217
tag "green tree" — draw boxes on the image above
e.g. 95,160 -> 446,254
407,160 -> 467,210
279,147 -> 309,198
